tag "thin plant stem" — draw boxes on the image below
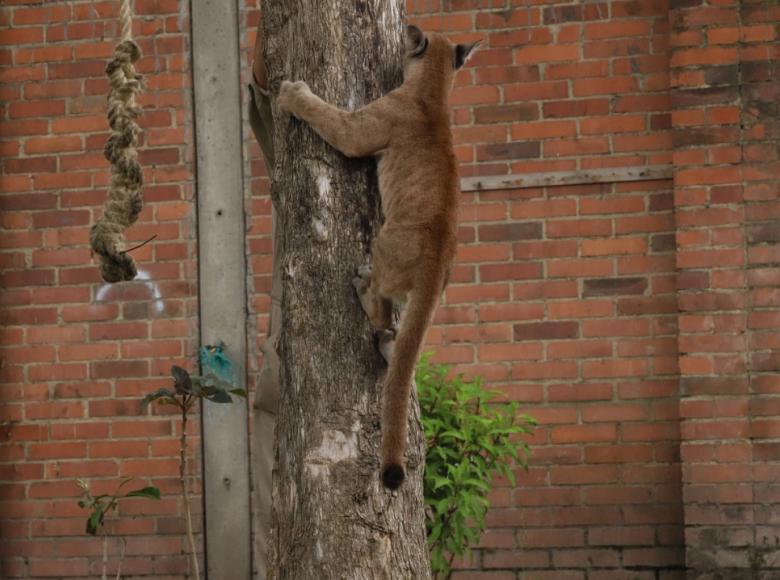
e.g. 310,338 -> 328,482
180,400 -> 201,580
101,531 -> 108,580
446,553 -> 455,580
115,537 -> 126,580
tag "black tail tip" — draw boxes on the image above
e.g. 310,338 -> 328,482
382,464 -> 405,490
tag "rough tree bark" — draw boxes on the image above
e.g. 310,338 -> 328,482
262,2 -> 431,578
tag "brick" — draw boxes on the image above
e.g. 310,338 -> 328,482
547,219 -> 612,238
24,135 -> 83,154
514,280 -> 578,300
480,263 -> 542,282
475,65 -> 540,85
13,5 -> 70,25
670,47 -> 738,67
513,240 -> 577,259
586,20 -> 652,39
23,80 -> 81,99
512,120 -> 577,140
543,98 -> 609,118
445,283 -> 510,304
583,277 -> 648,297
49,60 -> 108,80
614,132 -> 672,152
477,141 -> 540,161
450,85 -> 500,106
29,560 -> 89,577
515,44 -> 579,64
474,8 -> 539,29
512,360 -> 578,380
31,210 -> 90,228
151,318 -> 189,338
89,322 -> 149,341
674,86 -> 738,108
548,382 -> 613,401
34,171 -> 93,191
553,548 -> 621,568
61,304 -> 119,323
584,37 -> 650,60
0,27 -> 45,46
0,119 -> 48,138
547,340 -> 613,359
31,248 -> 92,268
548,258 -> 614,278
478,343 -> 542,362
543,3 -> 609,24
584,358 -> 648,378
24,401 -> 85,420
544,137 -> 610,157
550,465 -> 620,484
581,196 -> 646,215
512,199 -> 577,219
28,363 -> 87,382
514,322 -> 579,341
474,104 -> 536,125
0,345 -> 54,364
28,442 -> 87,460
478,222 -> 541,242
573,76 -> 639,97
91,360 -> 150,380
582,238 -> 647,256
3,156 -> 57,174
59,343 -> 119,362
520,529 -> 585,548
589,526 -> 654,546
505,81 -> 569,102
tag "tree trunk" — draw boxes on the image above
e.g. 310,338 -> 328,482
262,3 -> 431,579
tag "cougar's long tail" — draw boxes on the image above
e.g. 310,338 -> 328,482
381,281 -> 441,489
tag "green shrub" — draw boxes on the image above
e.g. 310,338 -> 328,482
417,355 -> 535,578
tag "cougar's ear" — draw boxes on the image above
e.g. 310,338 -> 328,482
406,24 -> 428,58
454,40 -> 480,69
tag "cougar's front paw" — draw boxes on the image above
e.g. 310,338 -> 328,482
352,264 -> 372,295
277,80 -> 311,116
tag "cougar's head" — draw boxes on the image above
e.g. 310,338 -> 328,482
404,24 -> 479,83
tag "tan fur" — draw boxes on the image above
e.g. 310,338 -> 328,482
278,26 -> 478,489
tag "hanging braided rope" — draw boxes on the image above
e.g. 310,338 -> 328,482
90,0 -> 144,283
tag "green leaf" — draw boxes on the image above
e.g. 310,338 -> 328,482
141,388 -> 179,408
229,388 -> 248,399
428,522 -> 443,543
418,353 -> 536,578
124,486 -> 161,500
86,507 -> 104,535
171,365 -> 193,394
431,476 -> 453,492
463,478 -> 490,492
205,389 -> 232,404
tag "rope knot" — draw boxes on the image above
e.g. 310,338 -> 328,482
116,39 -> 141,63
90,17 -> 144,283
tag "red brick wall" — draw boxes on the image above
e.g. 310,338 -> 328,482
2,0 -> 778,578
0,1 -> 200,577
445,177 -> 684,578
408,0 -> 672,177
670,1 -> 780,577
